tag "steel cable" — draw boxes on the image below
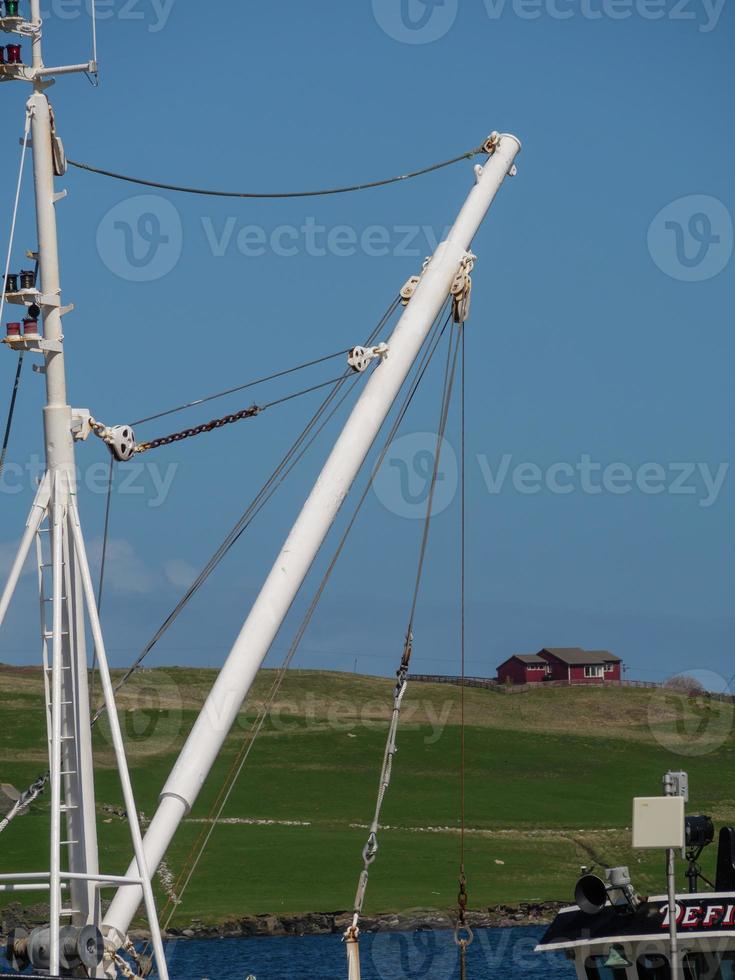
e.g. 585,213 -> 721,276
151,300 -> 453,936
91,296 -> 400,722
68,146 -> 485,201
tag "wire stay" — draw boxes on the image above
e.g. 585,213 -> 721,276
132,348 -> 350,427
66,145 -> 486,201
149,301 -> 453,935
90,296 -> 401,722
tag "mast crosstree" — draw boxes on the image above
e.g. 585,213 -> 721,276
0,3 -> 167,978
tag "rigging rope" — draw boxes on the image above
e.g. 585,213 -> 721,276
150,302 -> 453,939
0,772 -> 48,836
90,297 -> 400,724
93,374 -> 350,457
455,326 -> 473,976
0,110 -> 32,338
0,115 -> 33,483
67,145 -> 486,201
347,315 -> 461,974
0,353 -> 24,480
131,348 -> 350,427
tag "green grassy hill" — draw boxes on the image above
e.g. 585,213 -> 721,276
1,666 -> 733,925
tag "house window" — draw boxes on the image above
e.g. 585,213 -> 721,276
584,665 -> 604,678
604,662 -> 615,673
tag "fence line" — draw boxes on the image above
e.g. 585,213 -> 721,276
407,675 -> 734,701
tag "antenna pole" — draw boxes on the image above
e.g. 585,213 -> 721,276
103,133 -> 522,947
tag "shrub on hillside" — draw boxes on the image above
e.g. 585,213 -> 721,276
664,674 -> 705,696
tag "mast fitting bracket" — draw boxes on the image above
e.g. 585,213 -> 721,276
451,252 -> 477,324
400,275 -> 421,305
348,343 -> 389,373
71,409 -> 93,443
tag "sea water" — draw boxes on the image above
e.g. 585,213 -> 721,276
161,928 -> 574,979
0,927 -> 575,980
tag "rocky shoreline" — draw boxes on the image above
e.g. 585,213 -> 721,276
1,902 -> 562,940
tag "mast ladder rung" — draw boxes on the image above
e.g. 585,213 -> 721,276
59,804 -> 78,812
47,701 -> 73,708
60,908 -> 80,917
43,631 -> 70,639
60,839 -> 78,846
43,596 -> 68,601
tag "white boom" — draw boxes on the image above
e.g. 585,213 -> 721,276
103,133 -> 522,946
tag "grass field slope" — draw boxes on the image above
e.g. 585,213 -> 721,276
1,666 -> 733,925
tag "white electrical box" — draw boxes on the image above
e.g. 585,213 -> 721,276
632,796 -> 686,849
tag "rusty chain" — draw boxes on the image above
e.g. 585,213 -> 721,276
134,404 -> 261,454
458,870 -> 468,925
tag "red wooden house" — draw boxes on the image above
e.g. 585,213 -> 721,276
497,647 -> 622,686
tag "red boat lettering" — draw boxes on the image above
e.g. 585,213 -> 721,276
681,906 -> 704,928
661,904 -> 685,928
702,906 -> 725,928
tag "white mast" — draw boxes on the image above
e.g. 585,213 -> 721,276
0,5 -> 168,977
103,132 -> 522,946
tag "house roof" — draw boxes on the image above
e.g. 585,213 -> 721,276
514,654 -> 547,666
541,647 -> 622,665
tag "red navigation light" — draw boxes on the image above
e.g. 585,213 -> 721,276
6,44 -> 22,64
6,323 -> 21,338
22,318 -> 39,338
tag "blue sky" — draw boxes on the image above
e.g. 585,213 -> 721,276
0,0 -> 732,686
